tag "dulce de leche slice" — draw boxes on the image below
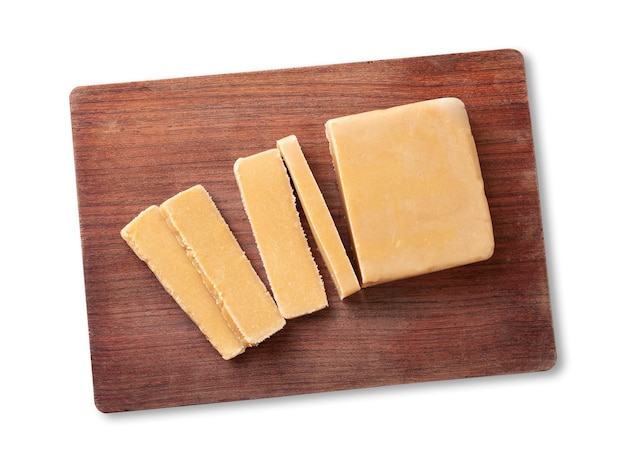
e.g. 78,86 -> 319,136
234,149 -> 328,319
325,97 -> 495,287
277,135 -> 360,300
160,185 -> 285,346
121,205 -> 245,360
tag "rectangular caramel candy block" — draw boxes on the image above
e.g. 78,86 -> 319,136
234,149 -> 328,319
121,205 -> 245,360
277,135 -> 360,300
325,97 -> 494,287
160,185 -> 285,346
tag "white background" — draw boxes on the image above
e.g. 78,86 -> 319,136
2,1 -> 624,460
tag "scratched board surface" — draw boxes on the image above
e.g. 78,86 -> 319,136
70,49 -> 556,413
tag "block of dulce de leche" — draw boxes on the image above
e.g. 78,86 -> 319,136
277,135 -> 360,300
325,97 -> 495,287
120,205 -> 245,360
234,149 -> 328,319
160,185 -> 285,346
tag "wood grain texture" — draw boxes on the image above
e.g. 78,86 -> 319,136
70,49 -> 556,413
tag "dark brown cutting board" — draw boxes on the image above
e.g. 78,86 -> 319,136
70,49 -> 556,413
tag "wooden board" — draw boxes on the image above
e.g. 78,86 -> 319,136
70,49 -> 556,413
